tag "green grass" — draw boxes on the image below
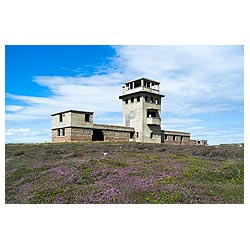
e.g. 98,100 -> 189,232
5,142 -> 244,204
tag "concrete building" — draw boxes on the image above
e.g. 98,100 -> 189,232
51,77 -> 205,145
51,110 -> 134,143
119,78 -> 164,143
191,139 -> 208,146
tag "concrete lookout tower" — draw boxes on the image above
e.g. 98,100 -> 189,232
119,77 -> 165,143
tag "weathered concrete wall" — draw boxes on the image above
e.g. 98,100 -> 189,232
51,110 -> 93,129
120,91 -> 163,143
103,130 -> 130,142
52,128 -> 72,143
161,130 -> 191,145
52,126 -> 132,143
70,128 -> 93,142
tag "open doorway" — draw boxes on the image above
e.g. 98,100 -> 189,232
92,129 -> 104,141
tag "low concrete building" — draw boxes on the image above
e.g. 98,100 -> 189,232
191,139 -> 208,146
51,110 -> 134,143
162,130 -> 191,145
51,77 -> 207,145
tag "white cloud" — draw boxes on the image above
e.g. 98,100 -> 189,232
5,105 -> 24,111
6,128 -> 30,136
5,45 -> 244,144
5,128 -> 51,143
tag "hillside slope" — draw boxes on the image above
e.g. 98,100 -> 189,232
5,142 -> 244,204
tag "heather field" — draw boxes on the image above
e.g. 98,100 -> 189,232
5,142 -> 244,204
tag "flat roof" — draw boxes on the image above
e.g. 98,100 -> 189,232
51,110 -> 94,116
119,91 -> 165,98
162,130 -> 190,136
123,77 -> 161,85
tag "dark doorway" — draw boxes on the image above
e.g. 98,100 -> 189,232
92,129 -> 104,141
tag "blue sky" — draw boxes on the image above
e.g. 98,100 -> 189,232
5,45 -> 244,145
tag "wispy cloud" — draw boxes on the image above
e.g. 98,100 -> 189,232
5,45 -> 244,144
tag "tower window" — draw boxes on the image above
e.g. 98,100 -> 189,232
85,114 -> 90,122
150,97 -> 153,103
131,97 -> 134,103
59,113 -> 63,122
57,129 -> 60,136
155,98 -> 159,104
147,111 -> 157,117
125,99 -> 128,104
136,132 -> 139,138
137,96 -> 140,102
62,128 -> 65,136
145,96 -> 148,102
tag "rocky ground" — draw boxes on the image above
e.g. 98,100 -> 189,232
5,142 -> 244,204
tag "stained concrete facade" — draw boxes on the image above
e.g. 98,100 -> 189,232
51,77 -> 206,145
119,78 -> 164,143
51,110 -> 134,143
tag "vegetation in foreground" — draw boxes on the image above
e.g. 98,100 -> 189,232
5,142 -> 244,204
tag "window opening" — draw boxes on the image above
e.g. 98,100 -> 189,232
57,129 -> 60,136
173,135 -> 176,141
85,114 -> 90,122
136,132 -> 139,138
62,128 -> 65,136
147,111 -> 157,117
165,134 -> 168,140
125,99 -> 128,104
150,132 -> 154,139
145,96 -> 148,102
130,132 -> 135,139
150,97 -> 153,103
131,97 -> 134,103
155,98 -> 159,104
59,113 -> 63,122
137,96 -> 140,102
